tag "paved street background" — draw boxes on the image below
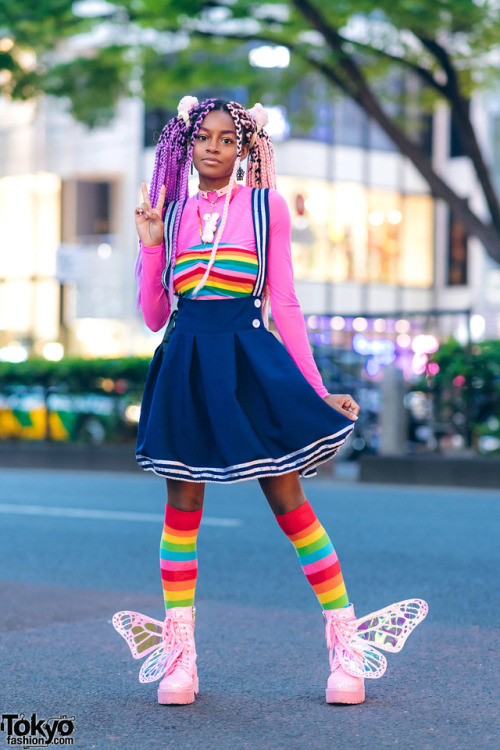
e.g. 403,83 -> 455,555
0,467 -> 498,750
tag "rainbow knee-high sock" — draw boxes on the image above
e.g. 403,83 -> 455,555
160,505 -> 202,610
275,500 -> 349,609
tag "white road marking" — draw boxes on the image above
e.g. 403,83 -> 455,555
0,503 -> 241,527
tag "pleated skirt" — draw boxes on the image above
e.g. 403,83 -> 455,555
136,296 -> 354,482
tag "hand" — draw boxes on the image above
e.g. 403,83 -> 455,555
135,183 -> 166,247
323,393 -> 360,421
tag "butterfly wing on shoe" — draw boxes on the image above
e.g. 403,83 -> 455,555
138,642 -> 180,683
112,611 -> 164,659
337,599 -> 429,680
139,640 -> 184,683
337,640 -> 388,680
354,599 -> 429,653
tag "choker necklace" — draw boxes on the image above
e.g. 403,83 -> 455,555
198,183 -> 232,201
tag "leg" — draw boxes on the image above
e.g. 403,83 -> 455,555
166,478 -> 205,512
259,472 -> 348,609
158,479 -> 204,705
161,479 -> 205,610
258,471 -> 307,515
260,472 -> 364,704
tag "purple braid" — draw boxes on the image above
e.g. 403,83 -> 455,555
135,100 -> 216,304
135,115 -> 191,291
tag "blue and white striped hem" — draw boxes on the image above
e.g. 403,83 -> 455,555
136,424 -> 354,484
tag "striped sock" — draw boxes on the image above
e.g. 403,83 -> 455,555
160,505 -> 202,610
275,500 -> 349,609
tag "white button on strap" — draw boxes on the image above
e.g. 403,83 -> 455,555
252,319 -> 261,328
254,298 -> 262,308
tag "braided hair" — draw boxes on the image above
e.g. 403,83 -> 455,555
136,98 -> 276,309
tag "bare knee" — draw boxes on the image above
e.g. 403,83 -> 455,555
259,472 -> 307,516
166,479 -> 205,512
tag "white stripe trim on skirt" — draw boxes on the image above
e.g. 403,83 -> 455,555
136,423 -> 354,483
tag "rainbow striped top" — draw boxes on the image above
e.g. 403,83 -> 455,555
173,242 -> 259,299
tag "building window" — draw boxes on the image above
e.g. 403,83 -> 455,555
0,172 -> 61,343
491,114 -> 500,192
61,179 -> 113,242
332,98 -> 369,149
144,108 -> 174,149
449,103 -> 469,158
447,212 -> 468,285
277,176 -> 434,288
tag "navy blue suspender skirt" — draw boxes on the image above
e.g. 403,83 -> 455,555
135,190 -> 354,483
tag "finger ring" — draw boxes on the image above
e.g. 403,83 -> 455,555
136,208 -> 144,214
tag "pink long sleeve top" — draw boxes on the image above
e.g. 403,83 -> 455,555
139,186 -> 328,398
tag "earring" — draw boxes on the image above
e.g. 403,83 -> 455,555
190,162 -> 194,176
236,165 -> 245,181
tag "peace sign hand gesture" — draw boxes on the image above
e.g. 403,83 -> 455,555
135,183 -> 166,247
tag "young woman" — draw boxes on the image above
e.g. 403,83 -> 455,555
112,97 -> 427,706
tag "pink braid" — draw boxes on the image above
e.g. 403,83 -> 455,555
246,129 -> 276,189
244,121 -> 276,322
191,160 -> 240,297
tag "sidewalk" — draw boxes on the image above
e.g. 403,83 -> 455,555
0,441 -> 139,473
359,453 -> 500,489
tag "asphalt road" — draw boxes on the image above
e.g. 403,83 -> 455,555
0,468 -> 498,750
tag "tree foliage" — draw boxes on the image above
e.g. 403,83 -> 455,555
422,338 -> 500,451
0,355 -> 150,442
0,355 -> 150,394
2,1 -> 500,260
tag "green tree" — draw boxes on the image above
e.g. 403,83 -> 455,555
2,1 -> 500,261
423,338 -> 500,451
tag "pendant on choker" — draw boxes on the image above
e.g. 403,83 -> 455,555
201,212 -> 220,243
198,184 -> 232,200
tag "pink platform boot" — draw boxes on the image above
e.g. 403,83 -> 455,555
324,599 -> 429,705
157,606 -> 199,705
325,605 -> 365,704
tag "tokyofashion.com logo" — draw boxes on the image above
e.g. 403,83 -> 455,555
0,713 -> 75,747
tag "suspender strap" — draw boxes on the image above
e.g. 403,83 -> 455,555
251,188 -> 270,297
161,200 -> 183,291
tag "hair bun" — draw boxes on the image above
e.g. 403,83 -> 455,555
177,96 -> 199,124
248,103 -> 269,129
177,96 -> 199,114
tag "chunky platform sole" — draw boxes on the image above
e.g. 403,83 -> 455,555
158,676 -> 199,705
326,686 -> 365,705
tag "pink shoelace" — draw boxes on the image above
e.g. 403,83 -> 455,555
325,614 -> 361,673
162,612 -> 194,677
